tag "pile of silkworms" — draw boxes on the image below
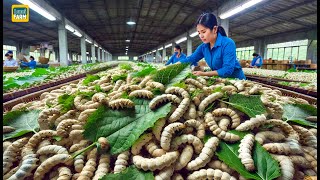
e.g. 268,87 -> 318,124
3,65 -> 317,180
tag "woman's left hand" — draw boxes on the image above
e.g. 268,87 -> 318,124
192,71 -> 203,76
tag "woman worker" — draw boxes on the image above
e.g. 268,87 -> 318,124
179,13 -> 246,80
249,53 -> 263,68
165,45 -> 187,65
20,56 -> 37,69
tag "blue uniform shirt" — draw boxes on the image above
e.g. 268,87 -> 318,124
165,53 -> 187,65
21,60 -> 37,69
251,55 -> 263,67
180,33 -> 246,80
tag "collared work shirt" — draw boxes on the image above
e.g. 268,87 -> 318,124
165,53 -> 187,65
180,33 -> 246,80
21,60 -> 37,69
251,55 -> 263,67
3,58 -> 18,67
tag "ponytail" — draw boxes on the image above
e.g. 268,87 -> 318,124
196,13 -> 228,37
217,26 -> 227,37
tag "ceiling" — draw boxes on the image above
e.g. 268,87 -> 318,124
3,0 -> 317,56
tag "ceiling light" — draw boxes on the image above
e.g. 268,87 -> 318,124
65,24 -> 74,32
220,0 -> 264,19
152,50 -> 156,53
99,47 -> 102,49
125,40 -> 130,42
126,21 -> 136,25
73,30 -> 82,37
157,47 -> 163,51
17,0 -> 56,21
94,44 -> 98,47
85,39 -> 92,44
86,52 -> 89,54
176,37 -> 187,44
165,43 -> 172,48
190,31 -> 198,37
126,46 -> 129,48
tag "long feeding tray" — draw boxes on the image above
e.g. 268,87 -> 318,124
3,65 -> 117,103
246,75 -> 317,98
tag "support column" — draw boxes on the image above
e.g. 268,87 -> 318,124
102,50 -> 105,62
80,36 -> 86,64
97,48 -> 101,62
254,39 -> 266,59
307,39 -> 317,64
58,19 -> 68,66
187,35 -> 192,56
220,19 -> 229,36
91,44 -> 95,63
172,42 -> 176,54
162,44 -> 166,63
156,49 -> 160,63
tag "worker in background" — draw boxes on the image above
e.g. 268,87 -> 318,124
20,56 -> 37,69
3,50 -> 18,67
179,13 -> 246,80
249,52 -> 263,68
165,45 -> 187,65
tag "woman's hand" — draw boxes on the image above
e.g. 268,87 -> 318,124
192,71 -> 203,76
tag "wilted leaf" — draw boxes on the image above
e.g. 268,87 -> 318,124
282,104 -> 317,128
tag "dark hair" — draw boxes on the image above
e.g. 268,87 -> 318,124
174,45 -> 182,51
252,53 -> 259,56
196,13 -> 227,37
30,56 -> 34,60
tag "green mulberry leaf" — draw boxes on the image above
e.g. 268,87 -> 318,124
227,94 -> 267,118
3,110 -> 41,141
216,130 -> 281,180
101,166 -> 153,180
83,99 -> 171,154
282,103 -> 317,128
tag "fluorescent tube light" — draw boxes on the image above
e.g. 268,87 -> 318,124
126,21 -> 136,25
176,37 -> 187,44
152,50 -> 156,53
125,40 -> 130,42
126,46 -> 129,48
157,47 -> 163,51
94,44 -> 98,47
73,30 -> 82,37
86,52 -> 89,54
165,43 -> 172,48
190,31 -> 198,37
99,47 -> 102,49
85,39 -> 92,44
65,24 -> 74,32
220,0 -> 264,19
17,0 -> 56,21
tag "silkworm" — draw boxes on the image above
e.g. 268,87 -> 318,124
56,119 -> 80,137
171,134 -> 204,154
138,76 -> 152,88
212,108 -> 241,129
165,87 -> 190,99
3,126 -> 15,133
152,118 -> 166,141
108,98 -> 135,109
7,154 -> 39,180
238,134 -> 255,171
187,168 -> 237,180
92,154 -> 110,180
55,110 -> 77,126
198,92 -> 223,116
175,145 -> 193,170
113,80 -> 125,91
292,125 -> 317,149
36,145 -> 68,155
146,81 -> 165,91
271,154 -> 294,180
204,113 -> 240,142
184,119 -> 205,139
160,122 -> 185,151
78,148 -> 97,179
254,131 -> 286,144
207,160 -> 236,175
133,151 -> 179,171
185,78 -> 204,89
149,94 -> 181,110
34,154 -> 73,180
169,98 -> 191,123
114,151 -> 130,173
186,137 -> 219,171
131,133 -> 153,155
38,108 -> 61,130
129,89 -> 154,99
262,139 -> 303,155
155,166 -> 174,180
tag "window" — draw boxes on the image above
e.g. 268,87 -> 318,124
236,46 -> 254,60
133,56 -> 138,60
118,56 -> 129,60
266,39 -> 308,60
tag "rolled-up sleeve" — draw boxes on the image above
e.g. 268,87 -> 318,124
217,41 -> 236,78
180,45 -> 204,65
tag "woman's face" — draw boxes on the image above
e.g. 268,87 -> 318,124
197,24 -> 217,44
174,48 -> 180,54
